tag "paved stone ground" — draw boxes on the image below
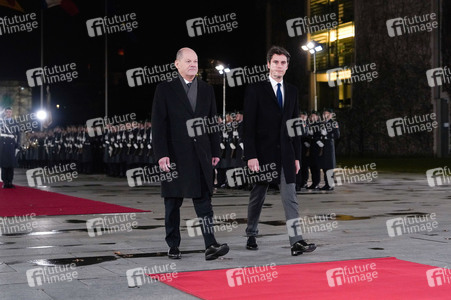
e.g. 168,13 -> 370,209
0,168 -> 450,299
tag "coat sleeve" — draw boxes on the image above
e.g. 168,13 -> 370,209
208,85 -> 220,158
291,89 -> 301,161
151,84 -> 170,160
243,85 -> 258,161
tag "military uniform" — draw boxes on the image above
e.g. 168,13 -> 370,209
0,113 -> 21,188
305,111 -> 323,190
319,109 -> 340,190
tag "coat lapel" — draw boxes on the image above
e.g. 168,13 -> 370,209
264,80 -> 281,109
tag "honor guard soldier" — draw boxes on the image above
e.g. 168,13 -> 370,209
319,108 -> 340,190
0,107 -> 21,188
306,110 -> 323,190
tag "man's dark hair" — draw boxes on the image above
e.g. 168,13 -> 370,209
266,46 -> 291,64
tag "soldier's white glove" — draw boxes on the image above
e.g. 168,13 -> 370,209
239,142 -> 244,150
316,141 -> 324,147
230,143 -> 236,150
133,143 -> 138,149
321,129 -> 327,136
220,143 -> 225,150
304,142 -> 310,148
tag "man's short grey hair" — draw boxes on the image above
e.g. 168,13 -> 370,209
176,47 -> 195,60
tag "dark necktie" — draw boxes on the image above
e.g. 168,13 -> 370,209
276,83 -> 283,108
187,82 -> 192,90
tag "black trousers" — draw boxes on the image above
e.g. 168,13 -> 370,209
1,167 -> 14,185
164,168 -> 217,249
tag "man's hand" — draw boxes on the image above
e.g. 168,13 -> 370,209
248,158 -> 259,172
159,157 -> 171,172
212,157 -> 220,167
295,160 -> 300,174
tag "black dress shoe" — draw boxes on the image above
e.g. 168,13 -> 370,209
320,185 -> 334,191
291,240 -> 317,256
168,247 -> 181,259
306,185 -> 319,190
205,243 -> 229,260
246,236 -> 258,250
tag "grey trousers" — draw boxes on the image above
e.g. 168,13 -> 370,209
246,168 -> 303,245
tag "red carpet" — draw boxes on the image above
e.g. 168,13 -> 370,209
149,257 -> 451,299
0,185 -> 149,217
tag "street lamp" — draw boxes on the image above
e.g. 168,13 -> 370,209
302,41 -> 323,111
215,64 -> 230,122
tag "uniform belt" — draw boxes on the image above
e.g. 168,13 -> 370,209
0,133 -> 15,138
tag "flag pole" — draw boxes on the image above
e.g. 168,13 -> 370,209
40,8 -> 44,131
104,0 -> 108,119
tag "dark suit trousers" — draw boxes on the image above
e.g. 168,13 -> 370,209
164,168 -> 217,249
1,167 -> 14,185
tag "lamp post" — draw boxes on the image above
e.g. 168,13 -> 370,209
215,64 -> 230,122
302,41 -> 323,111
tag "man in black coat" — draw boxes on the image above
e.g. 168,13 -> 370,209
151,47 -> 229,261
0,107 -> 21,188
243,46 -> 316,256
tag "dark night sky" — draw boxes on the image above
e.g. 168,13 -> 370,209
1,0 -> 305,126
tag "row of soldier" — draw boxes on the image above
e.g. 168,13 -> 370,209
16,109 -> 339,190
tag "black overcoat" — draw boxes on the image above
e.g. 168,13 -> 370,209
151,77 -> 220,198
